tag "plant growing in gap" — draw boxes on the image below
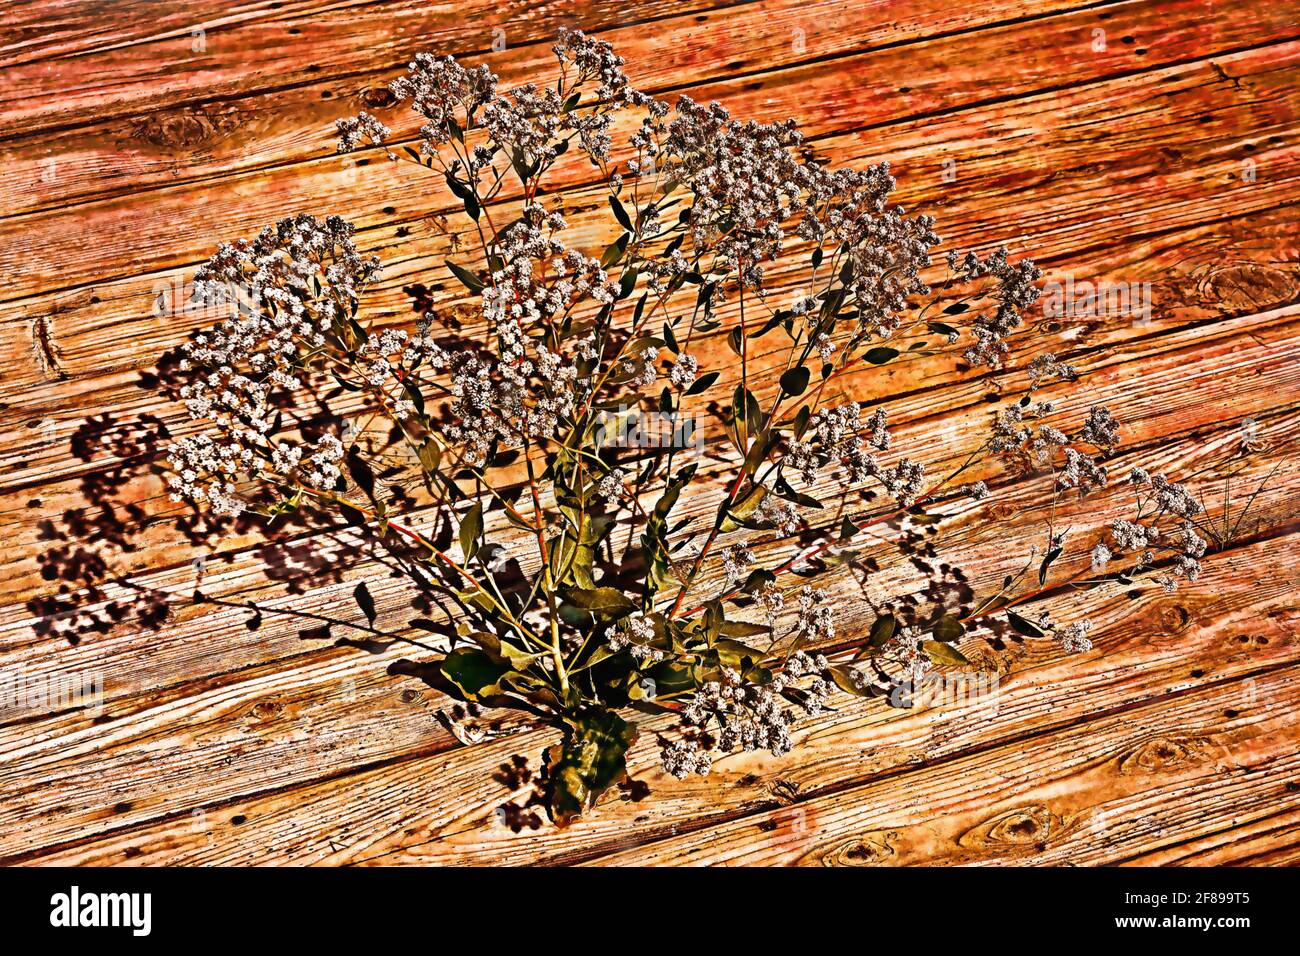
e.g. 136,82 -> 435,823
161,31 -> 1259,823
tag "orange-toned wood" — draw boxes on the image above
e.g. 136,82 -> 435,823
1,0 -> 1297,866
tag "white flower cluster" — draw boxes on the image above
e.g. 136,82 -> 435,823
658,97 -> 807,277
641,99 -> 943,322
166,214 -> 381,516
793,586 -> 835,641
360,29 -> 658,172
990,401 -> 1118,496
949,247 -> 1044,367
720,540 -> 756,586
552,28 -> 660,163
607,613 -> 664,664
897,625 -> 938,684
663,655 -> 843,778
335,111 -> 391,153
160,32 -> 1223,822
757,494 -> 799,534
1099,470 -> 1207,591
385,53 -> 497,154
436,206 -> 616,465
784,402 -> 921,503
668,352 -> 698,389
1027,352 -> 1078,385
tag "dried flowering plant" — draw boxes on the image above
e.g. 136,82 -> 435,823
162,31 -> 1229,824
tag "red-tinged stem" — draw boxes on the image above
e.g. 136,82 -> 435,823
666,467 -> 751,619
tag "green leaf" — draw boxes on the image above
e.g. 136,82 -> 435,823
906,503 -> 942,525
819,286 -> 846,321
713,638 -> 764,667
773,476 -> 822,510
465,631 -> 545,670
923,640 -> 970,666
443,173 -> 481,220
779,365 -> 810,396
685,370 -> 720,395
864,347 -> 900,365
792,404 -> 812,438
721,483 -> 767,533
547,710 -> 638,827
564,587 -> 637,617
932,613 -> 966,643
569,644 -> 620,673
600,232 -> 630,268
742,430 -> 776,477
1039,545 -> 1064,585
618,268 -> 638,300
702,600 -> 724,643
609,195 -> 634,231
569,543 -> 597,589
417,437 -> 442,473
265,488 -> 303,522
440,648 -> 511,699
401,379 -> 426,417
662,322 -> 679,353
443,171 -> 471,201
642,465 -> 695,596
829,665 -> 871,697
943,302 -> 970,315
497,640 -> 547,670
1006,610 -> 1045,637
869,613 -> 897,648
446,260 -> 485,294
727,327 -> 744,357
459,501 -> 483,560
719,619 -> 771,639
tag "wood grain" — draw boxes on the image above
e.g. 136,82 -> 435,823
5,367 -> 1296,862
2,0 -> 1298,866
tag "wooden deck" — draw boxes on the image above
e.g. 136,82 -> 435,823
2,0 -> 1298,866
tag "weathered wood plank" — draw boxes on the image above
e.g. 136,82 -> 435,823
585,665 -> 1300,865
0,0 -> 743,135
0,0 -> 1055,216
0,0 -> 1087,142
6,258 -> 1296,661
3,40 -> 1297,493
1120,806 -> 1300,865
3,355 -> 1295,860
8,360 -> 1293,734
3,15 -> 1296,306
0,0 -> 355,68
2,0 -> 1270,218
7,300 -> 1298,713
18,523 -> 1298,865
7,265 -> 1298,635
0,336 -> 1286,880
4,0 -> 1296,870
